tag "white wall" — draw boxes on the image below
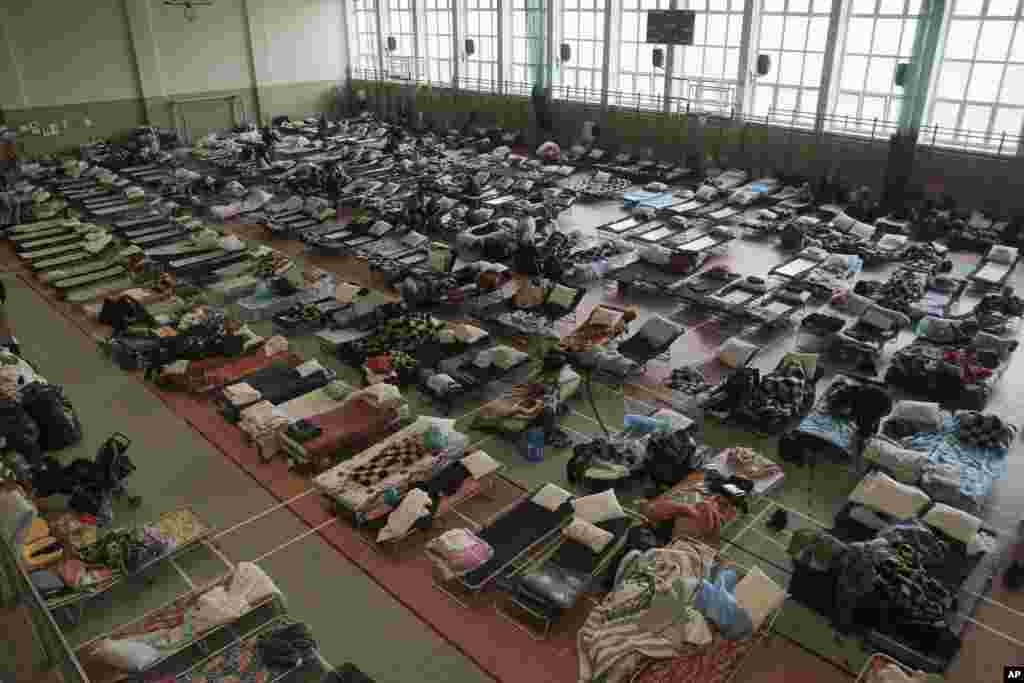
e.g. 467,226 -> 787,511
3,0 -> 141,107
253,0 -> 347,86
0,0 -> 347,113
148,0 -> 255,95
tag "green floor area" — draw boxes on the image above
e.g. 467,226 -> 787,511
2,272 -> 492,683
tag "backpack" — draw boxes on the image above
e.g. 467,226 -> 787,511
20,382 -> 82,451
645,429 -> 703,487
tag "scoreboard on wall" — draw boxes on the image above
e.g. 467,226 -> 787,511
645,10 -> 696,45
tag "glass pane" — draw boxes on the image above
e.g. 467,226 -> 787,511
803,52 -> 823,84
694,13 -> 708,42
866,57 -> 897,92
862,95 -> 886,122
776,87 -> 799,112
846,18 -> 875,53
1002,65 -> 1024,105
852,0 -> 875,13
879,0 -> 905,13
783,17 -> 809,50
789,0 -> 810,12
873,18 -> 903,54
954,0 -> 983,15
728,16 -> 742,45
993,108 -> 1024,138
705,47 -> 725,76
1014,22 -> 1024,61
726,48 -> 740,76
967,62 -> 1002,100
754,85 -> 774,116
707,14 -> 728,44
961,104 -> 992,135
813,0 -> 831,12
936,61 -> 971,98
800,88 -> 820,112
945,20 -> 980,58
930,101 -> 961,131
764,0 -> 785,12
708,0 -> 729,9
807,17 -> 829,50
987,0 -> 1018,15
778,52 -> 804,85
760,16 -> 784,49
976,21 -> 1014,61
842,55 -> 869,90
621,44 -> 637,71
622,12 -> 638,40
836,92 -> 860,118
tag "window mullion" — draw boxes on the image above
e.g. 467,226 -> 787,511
736,0 -> 759,114
601,0 -> 616,107
413,0 -> 425,81
816,0 -> 847,131
451,0 -> 460,87
376,0 -> 388,76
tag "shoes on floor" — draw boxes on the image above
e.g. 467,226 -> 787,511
1005,561 -> 1024,591
766,509 -> 789,532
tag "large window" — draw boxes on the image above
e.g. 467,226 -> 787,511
462,0 -> 501,89
556,0 -> 607,101
422,0 -> 455,83
670,0 -> 746,114
924,0 -> 1024,153
353,0 -> 381,73
751,0 -> 831,126
383,0 -> 416,78
830,0 -> 920,135
510,0 -> 546,91
615,0 -> 672,109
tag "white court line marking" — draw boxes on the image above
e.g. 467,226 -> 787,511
169,558 -> 195,590
208,489 -> 317,542
252,518 -> 339,564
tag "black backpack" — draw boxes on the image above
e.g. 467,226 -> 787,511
645,429 -> 702,487
20,382 -> 82,451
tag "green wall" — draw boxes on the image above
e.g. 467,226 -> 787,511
4,79 -> 341,157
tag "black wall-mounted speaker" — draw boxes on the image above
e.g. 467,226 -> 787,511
652,48 -> 665,68
756,54 -> 771,76
465,38 -> 476,56
560,43 -> 572,62
386,36 -> 397,52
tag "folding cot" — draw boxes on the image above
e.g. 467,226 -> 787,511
968,244 -> 1020,289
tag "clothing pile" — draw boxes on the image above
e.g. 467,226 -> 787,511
703,359 -> 813,431
823,376 -> 893,438
789,523 -> 954,636
856,270 -> 926,315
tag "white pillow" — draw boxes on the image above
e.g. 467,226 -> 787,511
832,213 -> 856,231
640,244 -> 672,265
799,246 -> 829,262
850,221 -> 876,240
923,503 -> 982,544
843,292 -> 873,316
639,315 -> 683,349
572,489 -> 626,524
532,483 -> 573,512
891,400 -> 944,432
861,306 -> 894,331
987,244 -> 1019,265
734,566 -> 787,630
548,284 -> 579,309
863,437 -> 927,484
563,517 -> 615,553
718,337 -> 758,368
878,234 -> 908,251
295,359 -> 327,378
461,450 -> 501,479
94,639 -> 162,672
849,472 -> 931,520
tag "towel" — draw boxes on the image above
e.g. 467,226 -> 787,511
0,488 -> 36,547
224,382 -> 261,405
378,488 -> 433,542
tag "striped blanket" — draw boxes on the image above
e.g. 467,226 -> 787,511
577,540 -> 717,683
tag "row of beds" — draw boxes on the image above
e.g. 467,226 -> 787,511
779,373 -> 1012,672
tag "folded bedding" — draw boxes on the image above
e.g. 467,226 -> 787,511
190,350 -> 301,392
283,383 -> 405,467
219,361 -> 333,420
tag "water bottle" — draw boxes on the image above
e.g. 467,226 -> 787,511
525,427 -> 545,463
